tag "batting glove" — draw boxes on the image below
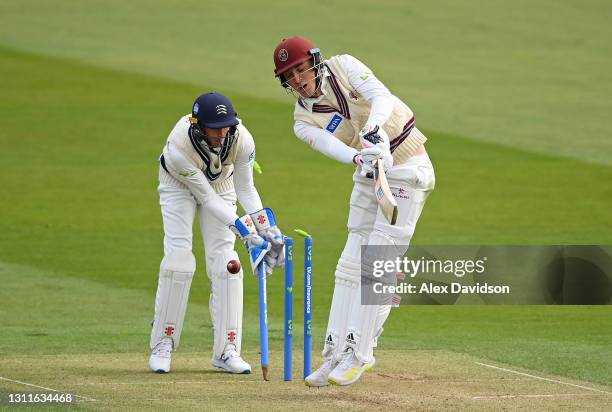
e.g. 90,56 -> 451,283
358,125 -> 393,172
359,124 -> 389,147
354,147 -> 393,177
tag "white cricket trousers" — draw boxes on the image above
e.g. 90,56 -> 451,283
158,183 -> 237,269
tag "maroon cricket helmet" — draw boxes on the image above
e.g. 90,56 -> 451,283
273,36 -> 321,78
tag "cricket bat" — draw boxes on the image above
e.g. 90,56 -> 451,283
374,158 -> 398,225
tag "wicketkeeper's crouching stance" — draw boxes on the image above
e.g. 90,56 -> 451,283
149,92 -> 284,374
273,37 -> 435,386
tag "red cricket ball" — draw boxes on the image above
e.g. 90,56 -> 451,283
227,260 -> 241,274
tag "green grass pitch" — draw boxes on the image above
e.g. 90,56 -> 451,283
0,1 -> 610,410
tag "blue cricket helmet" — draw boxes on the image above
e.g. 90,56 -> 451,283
191,92 -> 239,128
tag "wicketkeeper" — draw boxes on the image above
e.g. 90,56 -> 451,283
149,92 -> 285,374
273,36 -> 435,386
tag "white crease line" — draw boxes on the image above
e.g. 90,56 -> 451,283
472,393 -> 596,399
475,362 -> 611,395
68,380 -> 258,385
376,375 -> 525,383
0,376 -> 97,401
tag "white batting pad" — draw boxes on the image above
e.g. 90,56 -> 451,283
346,229 -> 397,363
150,248 -> 196,350
323,231 -> 365,360
209,250 -> 244,358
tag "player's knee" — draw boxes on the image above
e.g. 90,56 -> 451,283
335,230 -> 367,286
340,229 -> 369,261
372,221 -> 415,247
335,269 -> 360,288
347,214 -> 373,235
347,229 -> 369,244
161,248 -> 196,275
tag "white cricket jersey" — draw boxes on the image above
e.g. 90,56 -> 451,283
293,54 -> 426,165
158,115 -> 262,226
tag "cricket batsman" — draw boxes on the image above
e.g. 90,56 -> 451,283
149,92 -> 285,374
273,36 -> 435,386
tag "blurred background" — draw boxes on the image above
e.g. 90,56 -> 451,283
1,0 -> 610,387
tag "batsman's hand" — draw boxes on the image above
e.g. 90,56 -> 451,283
359,124 -> 390,148
358,125 -> 393,175
354,146 -> 393,177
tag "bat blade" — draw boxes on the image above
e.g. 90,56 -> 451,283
374,159 -> 398,225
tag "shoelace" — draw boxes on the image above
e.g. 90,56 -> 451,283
323,358 -> 334,367
322,358 -> 338,372
338,348 -> 355,368
222,345 -> 240,361
153,340 -> 172,356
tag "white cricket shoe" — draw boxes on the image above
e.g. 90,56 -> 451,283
305,358 -> 339,387
327,348 -> 375,386
211,344 -> 252,374
149,337 -> 173,373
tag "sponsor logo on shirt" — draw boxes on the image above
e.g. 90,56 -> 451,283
326,114 -> 344,133
360,71 -> 372,80
178,169 -> 198,177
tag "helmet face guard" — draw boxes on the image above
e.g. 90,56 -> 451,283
279,49 -> 325,98
190,119 -> 237,154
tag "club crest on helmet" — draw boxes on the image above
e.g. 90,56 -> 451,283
191,92 -> 238,129
278,48 -> 288,62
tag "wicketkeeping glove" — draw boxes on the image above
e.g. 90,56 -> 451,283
229,215 -> 271,274
250,208 -> 285,273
